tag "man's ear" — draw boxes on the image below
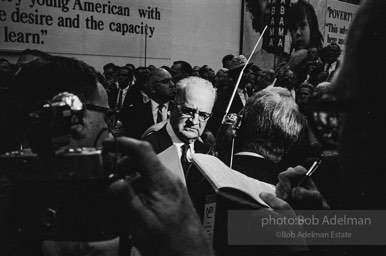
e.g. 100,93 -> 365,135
71,123 -> 87,140
149,84 -> 156,94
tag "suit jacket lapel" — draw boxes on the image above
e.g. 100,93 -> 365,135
144,101 -> 155,126
159,125 -> 173,149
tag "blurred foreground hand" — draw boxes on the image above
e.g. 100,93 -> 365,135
104,137 -> 213,256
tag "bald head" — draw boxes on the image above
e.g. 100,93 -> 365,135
148,68 -> 169,84
147,68 -> 175,104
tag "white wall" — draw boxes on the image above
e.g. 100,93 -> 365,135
0,0 -> 241,73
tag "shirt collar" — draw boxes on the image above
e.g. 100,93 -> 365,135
151,100 -> 169,112
166,121 -> 194,148
166,121 -> 195,161
117,84 -> 130,91
141,90 -> 150,103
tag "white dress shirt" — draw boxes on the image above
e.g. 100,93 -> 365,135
166,121 -> 195,162
151,100 -> 169,124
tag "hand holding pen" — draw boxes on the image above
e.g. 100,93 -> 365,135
296,155 -> 323,187
276,157 -> 329,210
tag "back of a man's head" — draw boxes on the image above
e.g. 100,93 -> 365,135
17,49 -> 50,69
238,87 -> 305,163
13,56 -> 99,112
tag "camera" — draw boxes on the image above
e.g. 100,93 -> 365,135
0,93 -> 121,241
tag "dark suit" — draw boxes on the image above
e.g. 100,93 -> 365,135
143,124 -> 209,155
232,154 -> 279,184
120,101 -> 155,139
107,83 -> 144,110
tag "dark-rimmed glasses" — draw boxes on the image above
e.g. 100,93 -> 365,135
176,105 -> 212,122
151,78 -> 172,85
85,104 -> 118,129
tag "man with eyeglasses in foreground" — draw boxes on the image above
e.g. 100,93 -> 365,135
0,55 -> 124,256
143,76 -> 216,173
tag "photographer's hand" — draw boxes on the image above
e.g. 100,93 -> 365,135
103,137 -> 213,256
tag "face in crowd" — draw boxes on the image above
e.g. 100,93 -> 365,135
170,62 -> 184,84
324,44 -> 341,64
170,77 -> 216,144
117,67 -> 133,88
296,84 -> 313,105
291,16 -> 311,51
103,67 -> 117,85
148,68 -> 176,103
76,82 -> 112,148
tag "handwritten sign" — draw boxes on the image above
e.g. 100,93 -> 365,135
0,0 -> 171,59
324,0 -> 358,58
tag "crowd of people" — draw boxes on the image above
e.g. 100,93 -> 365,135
0,0 -> 385,255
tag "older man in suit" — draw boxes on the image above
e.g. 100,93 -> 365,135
143,76 -> 216,173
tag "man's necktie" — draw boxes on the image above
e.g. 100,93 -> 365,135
157,104 -> 164,123
181,143 -> 190,173
116,89 -> 123,109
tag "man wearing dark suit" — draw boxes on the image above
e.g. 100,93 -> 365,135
317,43 -> 341,83
107,66 -> 136,110
143,76 -> 216,173
121,68 -> 175,139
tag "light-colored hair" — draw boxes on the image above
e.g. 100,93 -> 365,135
238,86 -> 306,163
174,76 -> 217,105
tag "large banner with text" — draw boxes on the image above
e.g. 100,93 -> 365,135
0,0 -> 171,59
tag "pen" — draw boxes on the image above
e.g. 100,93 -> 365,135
297,155 -> 323,187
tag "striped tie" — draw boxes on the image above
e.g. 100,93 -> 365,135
157,104 -> 164,123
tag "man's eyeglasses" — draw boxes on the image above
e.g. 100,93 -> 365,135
85,104 -> 118,129
176,105 -> 212,122
151,78 -> 172,85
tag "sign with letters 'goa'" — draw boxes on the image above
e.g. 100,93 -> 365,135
0,0 -> 171,59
